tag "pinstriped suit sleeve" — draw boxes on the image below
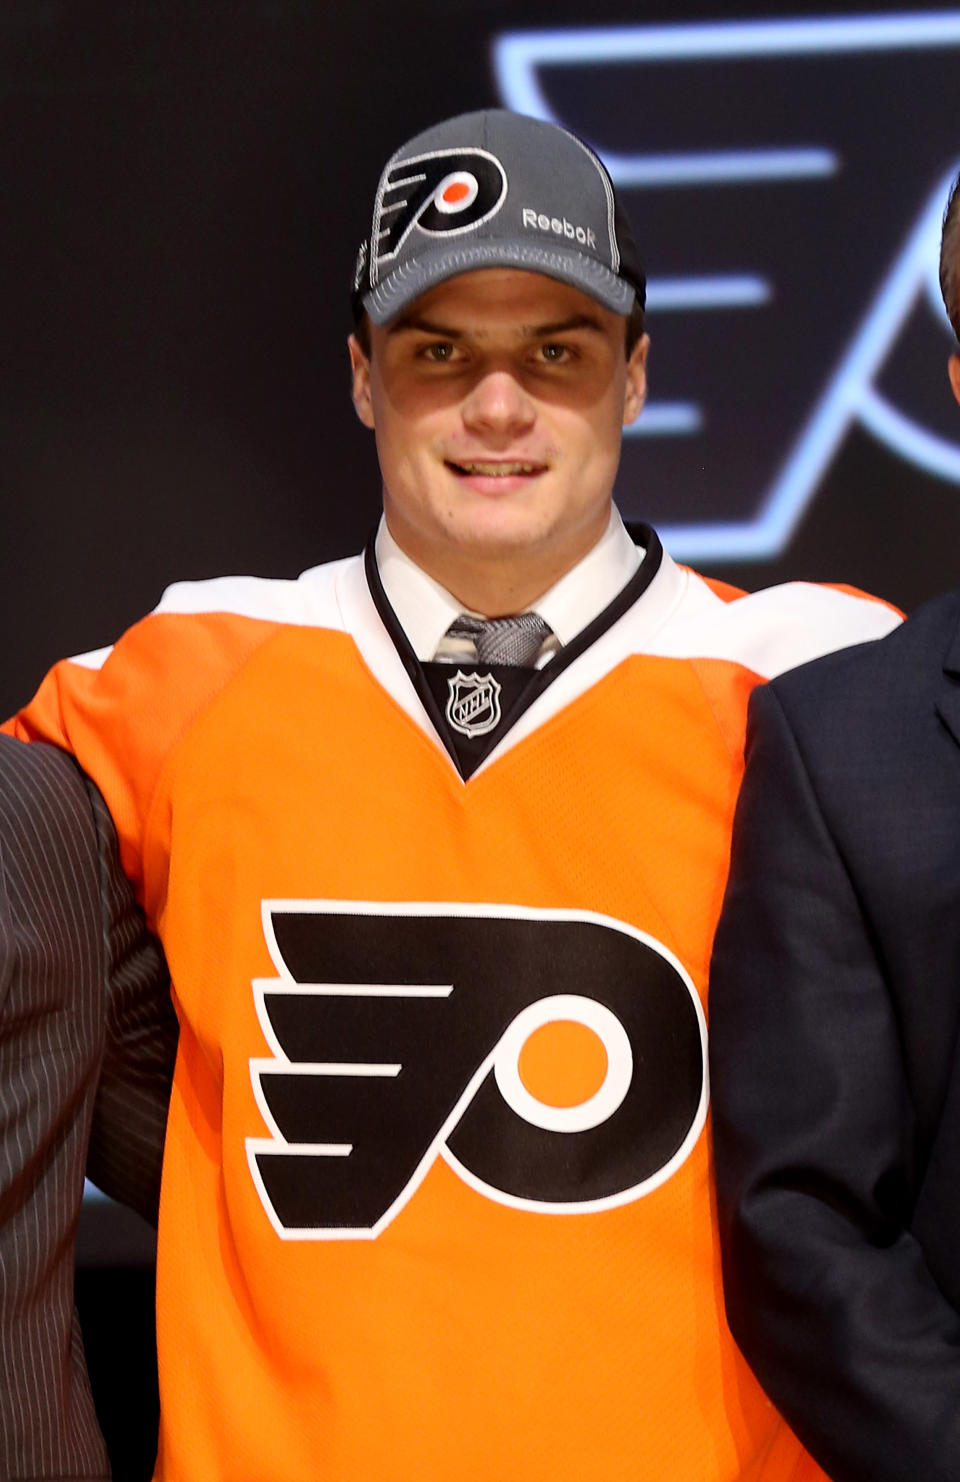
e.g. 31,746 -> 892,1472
0,735 -> 175,1482
85,779 -> 178,1222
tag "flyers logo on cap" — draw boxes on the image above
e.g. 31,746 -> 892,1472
371,147 -> 508,281
246,900 -> 707,1240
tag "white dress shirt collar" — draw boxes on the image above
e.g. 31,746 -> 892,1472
374,509 -> 643,662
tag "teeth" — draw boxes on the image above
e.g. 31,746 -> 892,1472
455,461 -> 540,476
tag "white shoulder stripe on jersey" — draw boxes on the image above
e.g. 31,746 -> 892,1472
155,556 -> 353,627
66,556 -> 359,674
650,571 -> 900,678
69,644 -> 115,671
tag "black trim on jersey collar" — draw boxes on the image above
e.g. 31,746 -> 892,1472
363,523 -> 663,781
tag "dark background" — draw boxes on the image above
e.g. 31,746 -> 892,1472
2,2 -> 957,1476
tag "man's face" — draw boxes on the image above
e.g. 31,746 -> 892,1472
349,268 -> 648,609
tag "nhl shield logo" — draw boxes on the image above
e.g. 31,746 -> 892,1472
446,670 -> 502,737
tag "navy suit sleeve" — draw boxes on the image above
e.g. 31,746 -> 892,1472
709,682 -> 960,1482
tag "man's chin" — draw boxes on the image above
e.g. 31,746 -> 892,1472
444,510 -> 553,557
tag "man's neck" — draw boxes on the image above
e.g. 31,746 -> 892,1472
383,521 -> 611,618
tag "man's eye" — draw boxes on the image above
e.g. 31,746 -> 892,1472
540,343 -> 570,363
423,342 -> 457,362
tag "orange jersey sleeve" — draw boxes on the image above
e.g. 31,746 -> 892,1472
8,611 -> 278,911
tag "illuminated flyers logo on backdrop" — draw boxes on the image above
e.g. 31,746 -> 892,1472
370,148 -> 508,282
246,901 -> 707,1239
494,14 -> 960,560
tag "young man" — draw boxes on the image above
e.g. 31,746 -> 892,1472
709,171 -> 960,1482
9,110 -> 899,1480
0,734 -> 175,1480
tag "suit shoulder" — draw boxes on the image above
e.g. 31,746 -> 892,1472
0,734 -> 88,815
0,735 -> 100,895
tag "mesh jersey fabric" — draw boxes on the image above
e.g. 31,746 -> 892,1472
7,539 -> 900,1482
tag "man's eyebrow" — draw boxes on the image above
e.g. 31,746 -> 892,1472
524,314 -> 606,338
386,312 -> 607,338
387,315 -> 462,338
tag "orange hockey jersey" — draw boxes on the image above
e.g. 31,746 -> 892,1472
12,529 -> 899,1481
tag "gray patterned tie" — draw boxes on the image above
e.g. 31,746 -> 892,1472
441,612 -> 553,667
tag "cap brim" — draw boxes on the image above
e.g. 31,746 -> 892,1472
363,240 -> 636,325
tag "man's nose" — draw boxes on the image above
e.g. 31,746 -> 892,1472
460,369 -> 536,439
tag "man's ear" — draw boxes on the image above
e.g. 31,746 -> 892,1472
622,333 -> 649,428
949,353 -> 960,409
348,334 -> 375,429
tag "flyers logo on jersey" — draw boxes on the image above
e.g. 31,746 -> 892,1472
371,147 -> 508,278
247,901 -> 708,1240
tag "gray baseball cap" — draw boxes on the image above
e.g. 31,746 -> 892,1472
352,109 -> 645,327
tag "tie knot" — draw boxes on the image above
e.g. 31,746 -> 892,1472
444,612 -> 553,668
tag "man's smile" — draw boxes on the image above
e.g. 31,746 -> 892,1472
444,458 -> 547,477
